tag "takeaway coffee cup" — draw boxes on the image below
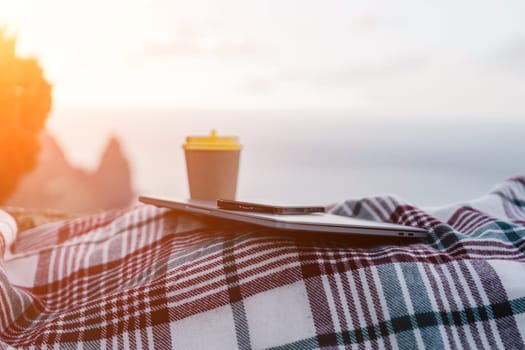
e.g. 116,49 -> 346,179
183,130 -> 241,200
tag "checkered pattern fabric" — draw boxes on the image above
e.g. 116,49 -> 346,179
1,176 -> 524,349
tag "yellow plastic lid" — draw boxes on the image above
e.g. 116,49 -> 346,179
183,130 -> 241,151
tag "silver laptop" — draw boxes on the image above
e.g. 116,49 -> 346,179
139,196 -> 429,238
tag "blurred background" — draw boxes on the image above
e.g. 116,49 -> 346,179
1,0 -> 524,213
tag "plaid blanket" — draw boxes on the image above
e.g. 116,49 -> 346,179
1,177 -> 524,349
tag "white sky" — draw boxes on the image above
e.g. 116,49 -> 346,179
1,0 -> 525,118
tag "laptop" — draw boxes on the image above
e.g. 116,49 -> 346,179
139,196 -> 429,239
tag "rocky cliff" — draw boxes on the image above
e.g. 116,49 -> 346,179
6,132 -> 134,213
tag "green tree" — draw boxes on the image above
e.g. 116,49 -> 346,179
0,30 -> 52,202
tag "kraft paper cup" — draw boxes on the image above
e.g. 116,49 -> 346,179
183,130 -> 241,201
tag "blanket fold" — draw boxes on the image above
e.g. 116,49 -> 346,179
0,209 -> 17,259
1,177 -> 524,349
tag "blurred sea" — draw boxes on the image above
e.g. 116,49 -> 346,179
47,108 -> 525,207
